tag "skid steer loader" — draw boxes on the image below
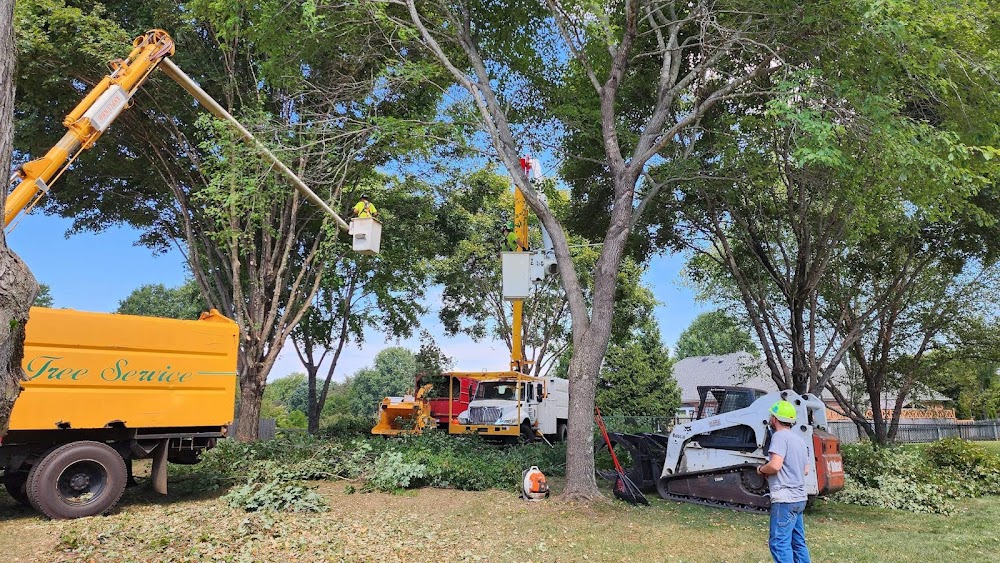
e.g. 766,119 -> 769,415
598,386 -> 844,512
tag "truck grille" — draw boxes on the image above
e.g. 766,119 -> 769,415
468,406 -> 502,424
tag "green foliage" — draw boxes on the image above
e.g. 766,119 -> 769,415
223,463 -> 328,513
835,475 -> 954,515
414,330 -> 454,378
32,284 -> 53,308
674,311 -> 757,360
924,438 -> 1000,495
261,373 -> 309,428
366,451 -> 428,492
835,439 -> 1000,514
184,431 -> 567,499
596,322 -> 680,417
265,373 -> 307,410
318,414 -> 376,439
116,279 -> 207,320
924,323 -> 1000,419
280,410 -> 308,429
348,347 -> 418,418
360,432 -> 567,492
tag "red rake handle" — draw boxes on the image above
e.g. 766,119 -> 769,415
594,407 -> 625,475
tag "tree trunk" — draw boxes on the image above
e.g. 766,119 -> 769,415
234,373 -> 264,441
0,0 -> 39,437
307,365 -> 319,434
562,339 -> 601,499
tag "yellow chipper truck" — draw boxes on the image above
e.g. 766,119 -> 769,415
1,30 -> 365,519
0,308 -> 238,519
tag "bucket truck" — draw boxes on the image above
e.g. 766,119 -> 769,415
371,156 -> 569,442
448,156 -> 569,442
1,29 -> 375,519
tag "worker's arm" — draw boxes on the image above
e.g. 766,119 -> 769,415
757,452 -> 784,476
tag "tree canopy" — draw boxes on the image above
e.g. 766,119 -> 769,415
674,311 -> 757,360
116,279 -> 206,320
12,0 -> 450,439
348,347 -> 418,419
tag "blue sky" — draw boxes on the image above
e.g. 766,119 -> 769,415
9,210 -> 712,382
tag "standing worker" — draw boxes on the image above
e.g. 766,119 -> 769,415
756,401 -> 812,563
501,221 -> 526,252
353,194 -> 378,219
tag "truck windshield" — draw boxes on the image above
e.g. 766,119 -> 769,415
475,382 -> 517,400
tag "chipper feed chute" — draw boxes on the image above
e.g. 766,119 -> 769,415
371,384 -> 436,436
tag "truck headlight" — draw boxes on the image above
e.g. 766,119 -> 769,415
499,414 -> 519,424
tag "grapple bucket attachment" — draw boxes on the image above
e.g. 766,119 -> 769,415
371,384 -> 435,436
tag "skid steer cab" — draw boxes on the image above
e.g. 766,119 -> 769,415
450,371 -> 568,443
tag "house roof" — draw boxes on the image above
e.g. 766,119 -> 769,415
673,352 -> 952,407
672,352 -> 776,404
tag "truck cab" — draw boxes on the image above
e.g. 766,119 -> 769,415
450,371 -> 568,442
416,374 -> 478,429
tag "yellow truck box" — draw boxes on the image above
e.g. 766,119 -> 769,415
11,307 -> 238,431
1,307 -> 239,520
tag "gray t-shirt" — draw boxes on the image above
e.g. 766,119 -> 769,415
767,428 -> 809,503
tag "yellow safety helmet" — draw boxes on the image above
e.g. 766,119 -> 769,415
770,400 -> 797,424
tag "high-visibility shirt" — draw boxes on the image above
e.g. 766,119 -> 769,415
353,200 -> 377,218
505,231 -> 522,252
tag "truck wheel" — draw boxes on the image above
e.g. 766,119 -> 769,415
557,422 -> 568,443
26,441 -> 127,520
2,470 -> 31,507
519,422 -> 536,444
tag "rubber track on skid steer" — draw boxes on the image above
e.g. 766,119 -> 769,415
659,465 -> 769,514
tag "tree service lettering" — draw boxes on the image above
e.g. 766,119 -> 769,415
26,356 -> 192,383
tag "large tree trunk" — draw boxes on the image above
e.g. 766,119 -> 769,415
235,375 -> 264,441
0,0 -> 39,437
562,342 -> 601,498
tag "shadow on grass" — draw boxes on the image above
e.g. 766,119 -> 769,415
0,470 -> 233,523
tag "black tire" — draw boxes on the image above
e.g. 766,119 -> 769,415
2,470 -> 31,507
556,422 -> 568,443
519,422 -> 536,444
26,441 -> 127,520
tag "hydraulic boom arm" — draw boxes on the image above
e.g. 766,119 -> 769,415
5,29 -> 348,231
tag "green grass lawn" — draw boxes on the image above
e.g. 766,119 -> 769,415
1,469 -> 998,562
976,440 -> 1000,454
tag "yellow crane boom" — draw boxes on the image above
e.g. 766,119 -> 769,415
4,29 -> 348,231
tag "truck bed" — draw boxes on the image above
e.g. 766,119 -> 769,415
10,307 -> 238,431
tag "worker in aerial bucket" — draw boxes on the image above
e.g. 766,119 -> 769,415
353,194 -> 378,219
756,400 -> 812,563
501,221 -> 526,252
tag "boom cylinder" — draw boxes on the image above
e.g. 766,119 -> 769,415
4,30 -> 175,227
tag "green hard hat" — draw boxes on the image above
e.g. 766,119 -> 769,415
506,221 -> 515,230
770,400 -> 797,423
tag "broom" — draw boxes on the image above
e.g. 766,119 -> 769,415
595,407 -> 649,505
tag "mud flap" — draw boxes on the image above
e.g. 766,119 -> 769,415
150,438 -> 169,495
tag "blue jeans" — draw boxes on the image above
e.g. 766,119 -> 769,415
769,501 -> 810,563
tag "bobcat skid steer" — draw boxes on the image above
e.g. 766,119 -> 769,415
597,387 -> 845,512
